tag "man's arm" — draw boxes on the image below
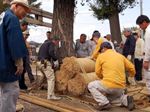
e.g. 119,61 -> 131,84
124,57 -> 136,77
95,56 -> 103,79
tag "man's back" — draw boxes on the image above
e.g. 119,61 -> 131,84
38,41 -> 57,61
96,50 -> 135,89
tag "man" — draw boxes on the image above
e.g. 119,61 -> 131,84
37,37 -> 61,100
20,19 -> 28,32
105,34 -> 114,49
19,30 -> 35,90
136,15 -> 150,95
91,30 -> 108,60
0,0 -> 30,112
123,28 -> 136,61
133,32 -> 144,81
75,34 -> 90,58
45,31 -> 52,42
123,28 -> 136,85
88,42 -> 135,111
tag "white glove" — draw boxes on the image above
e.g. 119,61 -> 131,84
127,55 -> 131,60
128,77 -> 137,86
54,60 -> 59,68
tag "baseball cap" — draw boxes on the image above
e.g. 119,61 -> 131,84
99,42 -> 112,52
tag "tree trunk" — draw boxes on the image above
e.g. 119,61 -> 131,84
51,0 -> 75,62
109,13 -> 122,43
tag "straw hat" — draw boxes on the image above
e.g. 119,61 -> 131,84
10,0 -> 30,12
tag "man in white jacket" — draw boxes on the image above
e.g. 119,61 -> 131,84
136,15 -> 150,95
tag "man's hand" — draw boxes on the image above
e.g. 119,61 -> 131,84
15,58 -> 23,75
54,60 -> 59,68
143,61 -> 149,70
127,55 -> 131,60
15,65 -> 24,75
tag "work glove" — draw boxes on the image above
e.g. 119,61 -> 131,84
127,55 -> 131,60
128,77 -> 137,86
54,60 -> 59,68
15,58 -> 24,75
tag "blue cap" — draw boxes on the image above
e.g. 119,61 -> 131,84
99,42 -> 112,52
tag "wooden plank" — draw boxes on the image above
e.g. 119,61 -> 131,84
25,17 -> 52,28
30,7 -> 53,19
19,92 -> 94,112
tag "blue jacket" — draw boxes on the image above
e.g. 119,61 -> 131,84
0,9 -> 27,82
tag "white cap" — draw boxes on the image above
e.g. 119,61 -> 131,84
10,0 -> 30,12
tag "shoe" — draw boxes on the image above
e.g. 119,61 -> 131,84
95,103 -> 111,111
47,95 -> 61,100
127,96 -> 135,111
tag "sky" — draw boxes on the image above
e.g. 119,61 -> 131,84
28,0 -> 150,43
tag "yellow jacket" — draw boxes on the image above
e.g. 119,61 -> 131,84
91,38 -> 106,60
95,49 -> 135,89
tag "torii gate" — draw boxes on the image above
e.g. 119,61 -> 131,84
3,0 -> 53,28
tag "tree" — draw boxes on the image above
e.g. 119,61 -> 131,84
89,0 -> 137,43
51,0 -> 75,62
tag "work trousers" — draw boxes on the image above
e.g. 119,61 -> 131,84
36,60 -> 55,98
0,81 -> 19,112
88,80 -> 128,106
144,69 -> 150,94
134,58 -> 143,81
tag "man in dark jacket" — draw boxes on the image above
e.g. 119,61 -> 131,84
37,37 -> 61,100
123,28 -> 136,61
123,28 -> 136,85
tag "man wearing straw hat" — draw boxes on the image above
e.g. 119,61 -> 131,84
0,0 -> 30,112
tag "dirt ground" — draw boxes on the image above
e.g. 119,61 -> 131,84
17,64 -> 150,112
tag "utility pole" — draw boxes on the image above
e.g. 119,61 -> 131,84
140,0 -> 143,15
140,0 -> 144,39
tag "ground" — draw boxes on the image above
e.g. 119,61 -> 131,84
16,63 -> 150,112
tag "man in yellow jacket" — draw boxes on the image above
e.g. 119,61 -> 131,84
88,42 -> 135,111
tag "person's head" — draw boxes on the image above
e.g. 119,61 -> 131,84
20,19 -> 28,31
80,34 -> 87,43
92,30 -> 101,44
52,36 -> 60,45
123,28 -> 132,38
105,34 -> 112,41
99,42 -> 112,53
10,0 -> 31,19
46,31 -> 51,40
136,15 -> 150,30
23,30 -> 30,40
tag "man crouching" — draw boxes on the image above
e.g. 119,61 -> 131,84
88,42 -> 135,111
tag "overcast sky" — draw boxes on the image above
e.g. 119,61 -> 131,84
28,0 -> 150,43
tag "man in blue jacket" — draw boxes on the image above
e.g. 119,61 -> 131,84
0,0 -> 30,112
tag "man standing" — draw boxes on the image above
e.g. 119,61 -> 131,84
37,37 -> 61,100
123,28 -> 136,61
0,0 -> 30,112
88,42 -> 135,111
136,15 -> 150,96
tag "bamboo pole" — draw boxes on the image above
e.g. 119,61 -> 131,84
19,93 -> 93,112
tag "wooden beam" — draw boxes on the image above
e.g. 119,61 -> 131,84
25,17 -> 52,28
30,7 -> 53,19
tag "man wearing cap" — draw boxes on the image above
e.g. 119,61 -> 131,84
136,15 -> 150,97
19,30 -> 35,90
88,42 -> 135,111
0,0 -> 30,112
37,37 -> 61,100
